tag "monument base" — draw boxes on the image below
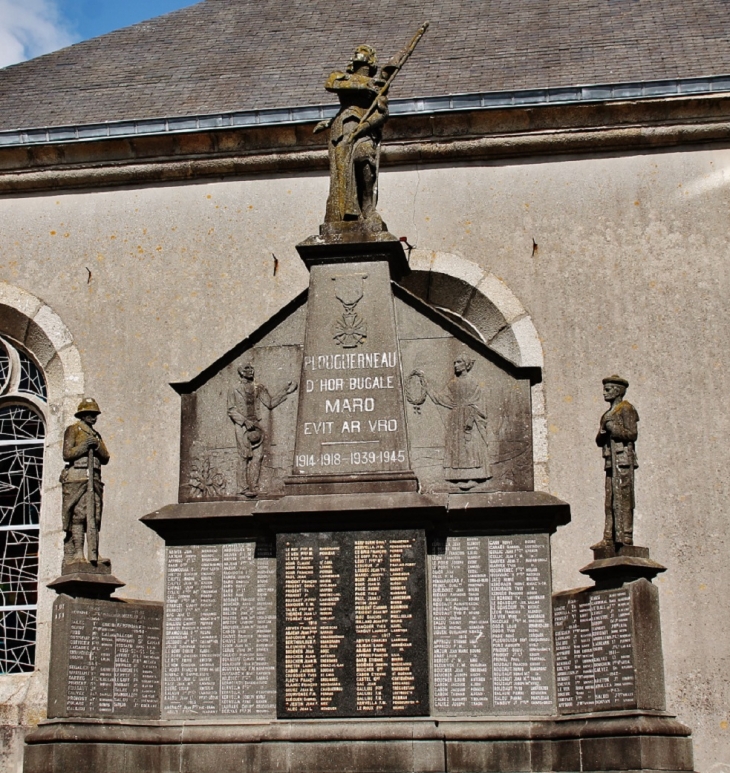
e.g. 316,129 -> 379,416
23,712 -> 695,773
48,556 -> 125,599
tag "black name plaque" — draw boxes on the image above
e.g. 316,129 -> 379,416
277,530 -> 428,718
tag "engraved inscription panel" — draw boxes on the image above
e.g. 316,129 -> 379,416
431,534 -> 555,715
553,586 -> 636,713
292,262 -> 411,478
277,530 -> 428,718
49,596 -> 162,718
163,542 -> 276,716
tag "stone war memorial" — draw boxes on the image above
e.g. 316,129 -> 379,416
21,27 -> 697,773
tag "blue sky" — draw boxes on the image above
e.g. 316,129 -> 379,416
0,0 -> 198,68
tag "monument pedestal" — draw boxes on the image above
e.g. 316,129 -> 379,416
45,559 -> 163,724
47,557 -> 125,599
581,542 -> 666,589
24,712 -> 694,773
296,232 -> 410,277
286,244 -> 416,497
28,231 -> 695,771
553,578 -> 666,714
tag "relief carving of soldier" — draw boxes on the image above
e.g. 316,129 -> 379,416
60,398 -> 110,566
596,375 -> 639,546
409,355 -> 489,489
227,363 -> 297,498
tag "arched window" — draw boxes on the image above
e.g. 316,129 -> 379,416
0,337 -> 46,674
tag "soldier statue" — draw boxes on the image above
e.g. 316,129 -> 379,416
315,44 -> 389,230
314,24 -> 428,233
227,363 -> 297,498
596,375 -> 639,547
60,398 -> 110,566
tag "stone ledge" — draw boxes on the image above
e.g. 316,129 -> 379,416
25,711 -> 692,744
1,94 -> 729,193
140,490 -> 571,542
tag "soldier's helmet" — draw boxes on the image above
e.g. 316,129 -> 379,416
75,398 -> 101,417
348,44 -> 377,75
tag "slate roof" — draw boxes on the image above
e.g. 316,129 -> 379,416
1,0 -> 729,131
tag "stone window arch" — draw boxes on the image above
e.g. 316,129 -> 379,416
0,336 -> 47,674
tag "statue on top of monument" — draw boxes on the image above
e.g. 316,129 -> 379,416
314,23 -> 428,236
228,363 -> 297,498
596,375 -> 639,547
60,398 -> 110,570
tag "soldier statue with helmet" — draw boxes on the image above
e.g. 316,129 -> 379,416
60,397 -> 110,568
315,43 -> 390,231
313,24 -> 428,236
595,375 -> 639,548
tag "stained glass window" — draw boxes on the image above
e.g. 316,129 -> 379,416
17,350 -> 47,402
0,338 -> 45,675
0,341 -> 9,395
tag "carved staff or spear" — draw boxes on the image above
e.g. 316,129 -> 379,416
86,441 -> 98,561
609,435 -> 620,543
349,21 -> 430,139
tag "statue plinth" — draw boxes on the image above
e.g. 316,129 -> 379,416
580,540 -> 666,588
286,247 -> 417,496
48,558 -> 125,600
296,227 -> 410,277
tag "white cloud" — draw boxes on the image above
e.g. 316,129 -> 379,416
0,0 -> 77,68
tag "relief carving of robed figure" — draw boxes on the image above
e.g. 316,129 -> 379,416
410,355 -> 489,489
596,375 -> 639,546
228,363 -> 297,498
61,398 -> 110,566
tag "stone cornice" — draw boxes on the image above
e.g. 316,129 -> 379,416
1,94 -> 729,194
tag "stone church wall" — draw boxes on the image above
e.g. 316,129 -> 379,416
0,143 -> 728,770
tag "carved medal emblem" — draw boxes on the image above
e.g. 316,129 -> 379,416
332,273 -> 368,348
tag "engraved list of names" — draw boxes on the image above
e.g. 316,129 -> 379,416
48,596 -> 162,719
277,530 -> 428,718
431,534 -> 555,715
163,542 -> 276,717
553,585 -> 636,713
